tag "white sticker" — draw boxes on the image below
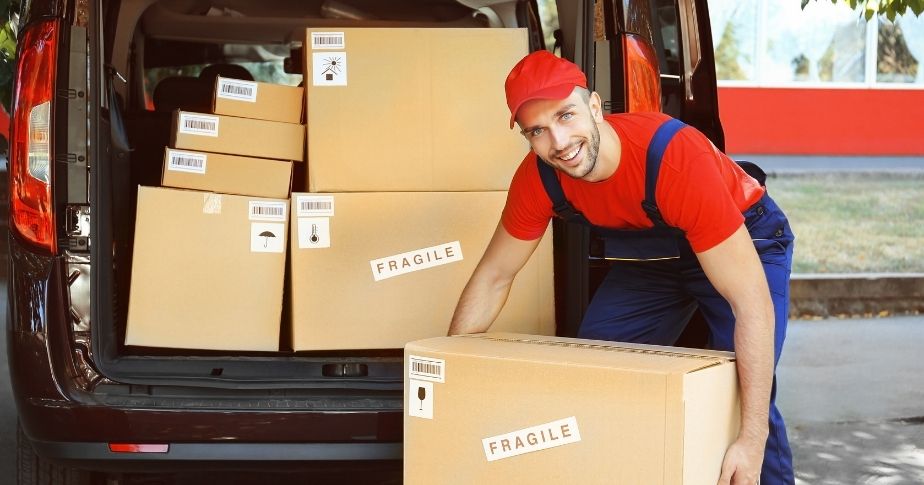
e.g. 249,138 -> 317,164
370,241 -> 463,282
296,195 -> 335,217
167,150 -> 207,174
297,217 -> 331,249
482,417 -> 582,462
251,223 -> 285,253
249,201 -> 287,222
408,355 -> 445,383
178,113 -> 219,137
408,379 -> 434,420
217,78 -> 258,102
313,52 -> 348,86
311,31 -> 345,50
202,193 -> 222,214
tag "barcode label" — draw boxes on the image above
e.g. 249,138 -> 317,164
178,113 -> 219,137
249,201 -> 287,221
408,355 -> 445,383
311,32 -> 345,50
296,195 -> 335,217
166,150 -> 207,174
217,78 -> 258,102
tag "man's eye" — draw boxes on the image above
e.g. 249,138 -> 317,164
529,128 -> 544,138
561,112 -> 574,121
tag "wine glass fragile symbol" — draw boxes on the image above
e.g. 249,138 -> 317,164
417,386 -> 426,411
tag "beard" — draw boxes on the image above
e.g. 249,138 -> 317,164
557,121 -> 601,180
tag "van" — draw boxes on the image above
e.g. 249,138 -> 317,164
6,0 -> 724,482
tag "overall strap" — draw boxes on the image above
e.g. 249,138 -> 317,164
536,158 -> 594,226
642,117 -> 687,227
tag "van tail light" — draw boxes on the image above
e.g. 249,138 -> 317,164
622,33 -> 662,113
9,19 -> 58,253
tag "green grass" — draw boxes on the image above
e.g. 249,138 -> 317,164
766,173 -> 924,274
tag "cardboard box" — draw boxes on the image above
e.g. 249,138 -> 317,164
170,110 -> 304,161
288,191 -> 554,350
404,334 -> 741,484
304,28 -> 529,192
161,148 -> 292,199
212,76 -> 304,124
126,186 -> 289,351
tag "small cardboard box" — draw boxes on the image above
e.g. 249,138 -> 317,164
404,334 -> 741,484
126,186 -> 289,351
161,148 -> 292,199
212,77 -> 304,124
304,28 -> 529,192
288,191 -> 554,350
170,110 -> 304,161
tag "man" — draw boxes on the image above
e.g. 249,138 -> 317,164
448,50 -> 795,485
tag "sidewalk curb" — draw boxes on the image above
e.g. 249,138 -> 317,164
790,273 -> 924,318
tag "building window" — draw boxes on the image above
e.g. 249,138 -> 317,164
877,15 -> 924,84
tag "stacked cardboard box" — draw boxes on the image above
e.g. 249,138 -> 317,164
404,334 -> 741,484
289,28 -> 551,350
126,79 -> 305,351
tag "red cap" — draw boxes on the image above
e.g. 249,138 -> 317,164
505,51 -> 588,129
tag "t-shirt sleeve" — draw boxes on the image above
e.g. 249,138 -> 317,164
657,136 -> 745,253
501,154 -> 555,241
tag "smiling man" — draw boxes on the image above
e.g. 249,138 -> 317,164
447,50 -> 796,485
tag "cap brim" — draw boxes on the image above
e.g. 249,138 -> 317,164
509,83 -> 580,129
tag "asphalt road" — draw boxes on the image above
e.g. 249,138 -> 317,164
0,272 -> 921,483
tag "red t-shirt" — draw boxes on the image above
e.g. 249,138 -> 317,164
501,112 -> 765,253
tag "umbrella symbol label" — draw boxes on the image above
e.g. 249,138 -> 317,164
408,379 -> 434,420
297,217 -> 330,249
313,52 -> 348,86
250,223 -> 284,253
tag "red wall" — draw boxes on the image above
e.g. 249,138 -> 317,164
717,87 -> 924,156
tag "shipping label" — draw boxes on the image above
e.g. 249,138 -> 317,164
408,355 -> 445,383
248,201 -> 287,222
166,150 -> 207,174
297,217 -> 331,249
482,417 -> 582,462
251,222 -> 285,253
312,52 -> 348,86
369,241 -> 463,282
217,78 -> 258,102
311,31 -> 345,50
178,113 -> 219,137
202,193 -> 222,214
296,195 -> 335,217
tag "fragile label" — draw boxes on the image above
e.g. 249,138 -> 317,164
296,195 -> 334,217
408,379 -> 434,420
202,193 -> 222,214
217,78 -> 258,102
251,223 -> 284,253
249,201 -> 286,222
311,31 -> 345,50
312,52 -> 348,86
297,217 -> 331,249
408,355 -> 445,383
167,150 -> 207,174
482,417 -> 582,462
178,113 -> 219,137
370,241 -> 462,282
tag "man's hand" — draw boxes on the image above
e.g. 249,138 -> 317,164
718,437 -> 766,484
447,222 -> 542,336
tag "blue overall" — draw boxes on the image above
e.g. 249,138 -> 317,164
538,119 -> 795,484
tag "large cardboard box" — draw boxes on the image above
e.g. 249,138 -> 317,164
126,186 -> 289,351
304,28 -> 529,192
161,148 -> 292,199
288,191 -> 554,350
404,334 -> 741,484
211,76 -> 304,124
170,110 -> 304,161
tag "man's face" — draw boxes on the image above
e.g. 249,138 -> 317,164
516,88 -> 601,180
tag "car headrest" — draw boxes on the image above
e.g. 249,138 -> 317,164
153,76 -> 211,113
199,64 -> 255,86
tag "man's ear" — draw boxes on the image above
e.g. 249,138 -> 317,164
589,91 -> 604,122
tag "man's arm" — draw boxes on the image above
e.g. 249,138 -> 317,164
696,224 -> 775,485
448,221 -> 543,335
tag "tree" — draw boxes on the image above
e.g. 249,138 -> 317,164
803,0 -> 924,21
